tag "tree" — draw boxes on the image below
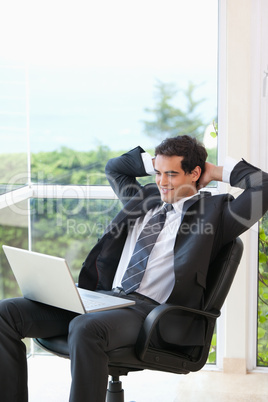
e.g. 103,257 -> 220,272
142,80 -> 207,143
258,213 -> 268,367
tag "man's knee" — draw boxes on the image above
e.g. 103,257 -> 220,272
68,314 -> 108,347
0,298 -> 27,339
0,298 -> 20,322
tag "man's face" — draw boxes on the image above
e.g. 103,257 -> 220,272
154,154 -> 200,203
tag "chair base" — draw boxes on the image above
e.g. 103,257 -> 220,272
106,376 -> 124,402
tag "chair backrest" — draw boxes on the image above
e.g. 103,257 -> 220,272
204,237 -> 243,312
150,237 -> 243,352
132,237 -> 244,373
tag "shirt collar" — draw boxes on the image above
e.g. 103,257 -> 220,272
164,192 -> 199,214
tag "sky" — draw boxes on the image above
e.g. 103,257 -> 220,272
0,0 -> 218,153
0,0 -> 218,69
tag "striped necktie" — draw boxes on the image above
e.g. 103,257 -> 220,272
121,203 -> 173,294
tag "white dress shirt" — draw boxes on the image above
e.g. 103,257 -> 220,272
112,153 -> 237,303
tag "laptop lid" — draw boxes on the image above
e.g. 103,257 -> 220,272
2,245 -> 135,314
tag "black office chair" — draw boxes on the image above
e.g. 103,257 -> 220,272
34,238 -> 243,402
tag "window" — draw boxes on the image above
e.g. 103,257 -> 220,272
0,0 -> 218,358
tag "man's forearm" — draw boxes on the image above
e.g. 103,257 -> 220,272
105,147 -> 149,203
198,162 -> 223,189
211,165 -> 223,182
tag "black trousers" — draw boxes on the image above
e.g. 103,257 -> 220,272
0,294 -> 158,402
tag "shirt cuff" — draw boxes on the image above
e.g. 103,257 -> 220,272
141,152 -> 155,175
222,156 -> 238,183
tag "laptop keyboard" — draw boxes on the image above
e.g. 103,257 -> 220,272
81,297 -> 103,309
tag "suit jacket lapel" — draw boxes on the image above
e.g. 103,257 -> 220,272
104,184 -> 161,234
181,191 -> 212,222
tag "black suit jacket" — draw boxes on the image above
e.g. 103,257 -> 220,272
78,147 -> 268,345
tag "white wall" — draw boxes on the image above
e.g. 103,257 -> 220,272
219,0 -> 268,373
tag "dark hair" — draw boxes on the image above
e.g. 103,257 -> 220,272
155,135 -> 208,185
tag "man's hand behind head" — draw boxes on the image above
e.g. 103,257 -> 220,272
197,162 -> 223,190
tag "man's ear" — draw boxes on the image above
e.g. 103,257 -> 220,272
191,166 -> 202,183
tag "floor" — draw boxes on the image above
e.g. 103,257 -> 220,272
28,355 -> 268,402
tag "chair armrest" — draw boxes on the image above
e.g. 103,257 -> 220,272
136,304 -> 220,360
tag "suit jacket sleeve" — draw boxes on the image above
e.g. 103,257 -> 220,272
78,147 -> 154,290
221,159 -> 268,244
105,146 -> 150,205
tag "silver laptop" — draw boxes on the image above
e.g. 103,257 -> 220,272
2,245 -> 135,314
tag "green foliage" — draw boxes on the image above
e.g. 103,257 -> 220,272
206,147 -> 217,166
142,80 -> 208,143
31,145 -> 119,185
210,120 -> 218,138
0,152 -> 28,192
257,213 -> 268,367
0,224 -> 28,299
31,145 -> 154,186
207,331 -> 217,364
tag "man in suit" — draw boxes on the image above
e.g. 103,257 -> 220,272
0,135 -> 268,402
